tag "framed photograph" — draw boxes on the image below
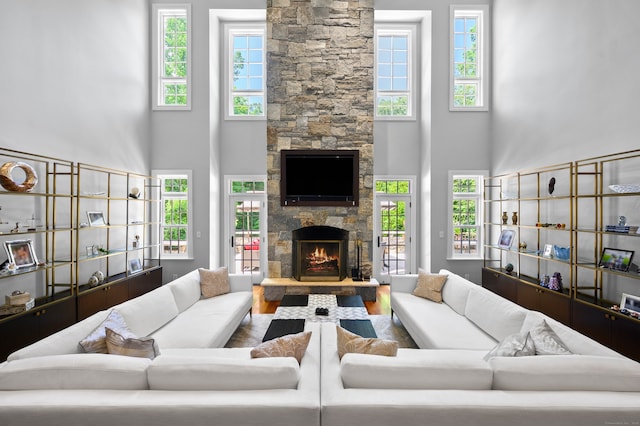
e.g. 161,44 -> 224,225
87,211 -> 106,227
128,258 -> 142,274
542,244 -> 553,258
598,247 -> 634,272
621,293 -> 640,315
498,229 -> 515,249
4,239 -> 38,269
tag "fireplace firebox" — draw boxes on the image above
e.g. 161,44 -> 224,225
292,226 -> 348,281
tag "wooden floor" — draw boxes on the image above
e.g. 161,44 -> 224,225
252,284 -> 391,315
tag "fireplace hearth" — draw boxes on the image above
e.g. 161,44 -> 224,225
292,226 -> 349,281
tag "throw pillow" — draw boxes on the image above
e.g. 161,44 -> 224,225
413,268 -> 448,303
336,325 -> 398,360
484,331 -> 536,361
79,309 -> 134,354
199,266 -> 230,299
105,327 -> 160,360
529,320 -> 572,355
250,331 -> 312,364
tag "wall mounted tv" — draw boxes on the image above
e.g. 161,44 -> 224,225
281,149 -> 359,207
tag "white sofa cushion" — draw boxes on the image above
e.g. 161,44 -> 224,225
150,291 -> 252,348
490,355 -> 640,391
115,285 -> 180,337
464,286 -> 527,341
439,269 -> 476,315
147,353 -> 300,390
391,292 -> 497,350
340,349 -> 492,390
0,354 -> 150,390
165,270 -> 201,312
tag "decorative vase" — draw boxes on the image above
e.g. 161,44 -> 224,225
502,212 -> 508,225
512,212 -> 518,225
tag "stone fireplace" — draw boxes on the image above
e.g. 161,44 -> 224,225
266,0 -> 374,279
292,226 -> 348,281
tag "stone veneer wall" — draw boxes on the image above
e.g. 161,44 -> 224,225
266,0 -> 374,279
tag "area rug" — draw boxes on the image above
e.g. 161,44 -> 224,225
225,313 -> 417,348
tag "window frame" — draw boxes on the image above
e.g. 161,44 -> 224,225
152,4 -> 192,111
449,5 -> 489,112
447,170 -> 487,260
153,170 -> 193,259
374,24 -> 417,121
224,23 -> 266,120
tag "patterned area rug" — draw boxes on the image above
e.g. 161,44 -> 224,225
225,313 -> 418,348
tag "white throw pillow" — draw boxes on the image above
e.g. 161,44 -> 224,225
490,355 -> 640,391
0,354 -> 150,390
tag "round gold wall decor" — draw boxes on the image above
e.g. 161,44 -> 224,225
0,161 -> 38,192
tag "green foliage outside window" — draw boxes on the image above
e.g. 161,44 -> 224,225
163,16 -> 188,106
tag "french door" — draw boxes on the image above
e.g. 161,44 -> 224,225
373,178 -> 415,283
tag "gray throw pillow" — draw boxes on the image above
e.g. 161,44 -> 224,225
484,331 -> 535,361
529,320 -> 572,355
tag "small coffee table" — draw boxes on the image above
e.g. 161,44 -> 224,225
262,294 -> 377,341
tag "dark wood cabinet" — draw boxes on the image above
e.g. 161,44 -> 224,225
77,280 -> 131,321
128,267 -> 162,299
481,267 -> 517,302
572,300 -> 640,362
0,297 -> 76,362
516,281 -> 571,325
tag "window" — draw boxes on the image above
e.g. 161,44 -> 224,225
375,25 -> 415,119
448,171 -> 486,259
225,24 -> 265,119
450,5 -> 489,111
155,171 -> 192,258
152,4 -> 192,110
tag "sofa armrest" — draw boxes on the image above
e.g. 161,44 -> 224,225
229,274 -> 252,293
390,274 -> 418,294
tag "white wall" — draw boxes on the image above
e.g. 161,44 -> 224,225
0,0 -> 150,172
492,0 -> 640,174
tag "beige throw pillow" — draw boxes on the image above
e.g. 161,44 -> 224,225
413,269 -> 448,303
336,325 -> 398,360
105,327 -> 160,360
250,331 -> 312,364
79,309 -> 135,354
199,266 -> 230,298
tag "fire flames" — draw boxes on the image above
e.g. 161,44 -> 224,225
305,246 -> 339,272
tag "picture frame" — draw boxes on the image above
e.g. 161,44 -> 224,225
598,247 -> 634,272
542,244 -> 553,258
620,293 -> 640,315
128,258 -> 142,274
498,229 -> 515,249
4,239 -> 38,269
87,211 -> 106,227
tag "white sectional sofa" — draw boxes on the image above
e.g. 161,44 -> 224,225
320,269 -> 640,426
0,270 -> 321,426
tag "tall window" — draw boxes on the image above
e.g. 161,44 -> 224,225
448,171 -> 486,259
152,4 -> 191,110
155,171 -> 192,259
226,25 -> 265,119
450,5 -> 489,111
375,25 -> 415,119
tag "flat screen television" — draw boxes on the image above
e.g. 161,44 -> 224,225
281,149 -> 359,206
